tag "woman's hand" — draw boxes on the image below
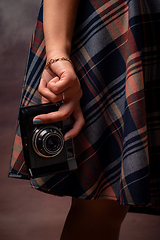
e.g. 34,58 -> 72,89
33,57 -> 85,139
37,0 -> 83,139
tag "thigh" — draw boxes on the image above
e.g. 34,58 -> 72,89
60,198 -> 129,240
71,197 -> 129,227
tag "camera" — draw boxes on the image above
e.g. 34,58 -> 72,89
19,102 -> 77,178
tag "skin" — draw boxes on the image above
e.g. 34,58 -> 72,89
33,1 -> 129,239
33,0 -> 84,139
60,198 -> 129,240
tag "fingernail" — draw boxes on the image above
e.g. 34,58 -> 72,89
64,137 -> 72,141
33,119 -> 42,125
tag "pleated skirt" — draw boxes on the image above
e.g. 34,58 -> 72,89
9,0 -> 160,214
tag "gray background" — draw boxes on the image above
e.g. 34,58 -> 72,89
0,1 -> 160,239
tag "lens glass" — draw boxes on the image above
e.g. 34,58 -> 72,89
32,126 -> 64,157
46,135 -> 61,152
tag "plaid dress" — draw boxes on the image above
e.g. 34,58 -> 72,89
9,0 -> 160,214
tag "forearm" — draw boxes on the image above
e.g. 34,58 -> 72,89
43,0 -> 81,58
35,1 -> 84,136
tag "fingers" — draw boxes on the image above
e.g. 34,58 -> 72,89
41,96 -> 50,104
38,77 -> 60,103
36,61 -> 85,138
64,105 -> 85,139
47,77 -> 81,98
47,71 -> 80,95
38,67 -> 81,103
33,101 -> 75,124
39,78 -> 82,103
33,102 -> 85,138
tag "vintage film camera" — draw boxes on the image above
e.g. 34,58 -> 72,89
19,102 -> 77,178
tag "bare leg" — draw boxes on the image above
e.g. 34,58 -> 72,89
60,198 -> 129,240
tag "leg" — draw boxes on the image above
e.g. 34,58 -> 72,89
60,198 -> 129,240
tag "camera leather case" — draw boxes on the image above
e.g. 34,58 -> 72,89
19,102 -> 77,178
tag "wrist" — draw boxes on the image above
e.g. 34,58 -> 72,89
45,57 -> 74,69
45,43 -> 71,60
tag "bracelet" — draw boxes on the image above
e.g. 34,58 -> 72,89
44,57 -> 74,69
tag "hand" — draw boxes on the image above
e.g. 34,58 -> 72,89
33,57 -> 85,138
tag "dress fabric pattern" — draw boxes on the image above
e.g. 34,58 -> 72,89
9,0 -> 160,214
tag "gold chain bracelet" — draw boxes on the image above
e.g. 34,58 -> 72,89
44,57 -> 74,69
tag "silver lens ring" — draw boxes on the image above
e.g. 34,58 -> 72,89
32,126 -> 64,158
42,131 -> 64,156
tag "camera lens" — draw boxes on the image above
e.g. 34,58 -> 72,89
46,136 -> 61,152
32,126 -> 64,158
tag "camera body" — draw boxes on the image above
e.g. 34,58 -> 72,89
19,102 -> 77,178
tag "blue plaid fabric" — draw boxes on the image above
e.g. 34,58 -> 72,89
9,0 -> 160,214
